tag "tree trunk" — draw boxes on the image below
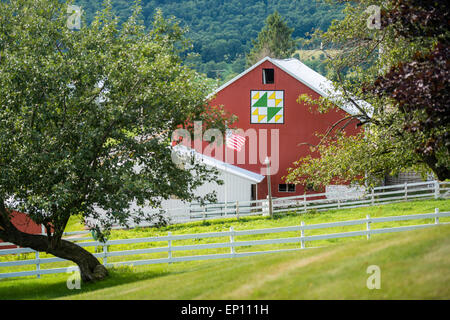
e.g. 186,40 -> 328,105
422,154 -> 450,181
0,217 -> 108,282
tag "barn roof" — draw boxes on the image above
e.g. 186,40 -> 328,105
210,56 -> 372,117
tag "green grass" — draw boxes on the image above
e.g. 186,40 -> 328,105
0,222 -> 449,300
1,199 -> 449,278
0,199 -> 449,299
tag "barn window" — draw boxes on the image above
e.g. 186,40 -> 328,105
279,184 -> 296,192
263,68 -> 274,84
251,184 -> 257,201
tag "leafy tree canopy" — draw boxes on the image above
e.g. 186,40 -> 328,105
246,11 -> 297,66
286,0 -> 449,189
0,0 -> 228,281
73,0 -> 344,78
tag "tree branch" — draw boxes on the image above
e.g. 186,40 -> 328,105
298,114 -> 360,148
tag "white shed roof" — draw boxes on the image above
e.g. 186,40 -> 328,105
210,56 -> 372,117
173,145 -> 265,184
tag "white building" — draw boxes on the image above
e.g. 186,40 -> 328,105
156,146 -> 265,224
89,146 -> 265,228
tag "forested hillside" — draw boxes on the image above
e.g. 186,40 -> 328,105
75,0 -> 343,78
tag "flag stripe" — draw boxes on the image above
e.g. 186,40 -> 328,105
226,131 -> 246,151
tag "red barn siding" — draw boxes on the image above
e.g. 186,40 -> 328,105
0,211 -> 42,250
207,59 -> 361,199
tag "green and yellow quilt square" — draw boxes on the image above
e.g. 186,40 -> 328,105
251,90 -> 284,124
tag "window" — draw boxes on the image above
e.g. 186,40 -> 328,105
251,184 -> 257,201
279,184 -> 296,192
263,68 -> 274,84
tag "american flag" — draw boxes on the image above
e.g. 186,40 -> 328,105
226,129 -> 246,152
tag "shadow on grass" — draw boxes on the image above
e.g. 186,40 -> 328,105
0,265 -> 190,300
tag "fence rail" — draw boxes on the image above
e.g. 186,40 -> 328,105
1,208 -> 449,279
164,180 -> 449,223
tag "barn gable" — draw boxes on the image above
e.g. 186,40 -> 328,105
206,56 -> 363,200
210,56 -> 364,116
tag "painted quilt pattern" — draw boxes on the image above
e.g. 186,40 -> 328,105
251,90 -> 284,124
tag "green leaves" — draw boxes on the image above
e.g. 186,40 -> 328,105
0,0 -> 226,239
246,11 -> 297,66
287,0 -> 449,188
287,128 -> 425,188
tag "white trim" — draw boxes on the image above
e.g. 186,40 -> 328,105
173,145 -> 265,184
208,56 -> 368,116
207,57 -> 272,100
270,58 -> 330,97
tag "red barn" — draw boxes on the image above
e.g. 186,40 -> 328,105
0,211 -> 43,250
204,56 -> 361,200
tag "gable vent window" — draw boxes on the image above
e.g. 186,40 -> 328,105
263,68 -> 274,84
279,184 -> 296,193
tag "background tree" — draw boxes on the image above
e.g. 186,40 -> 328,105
0,0 -> 228,282
73,0 -> 345,78
285,0 -> 449,189
246,11 -> 297,66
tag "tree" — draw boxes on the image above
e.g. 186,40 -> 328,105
0,0 -> 227,282
246,11 -> 297,66
285,0 -> 449,189
365,1 -> 449,180
72,0 -> 346,79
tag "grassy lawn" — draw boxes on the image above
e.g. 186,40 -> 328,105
0,222 -> 448,300
0,198 -> 449,299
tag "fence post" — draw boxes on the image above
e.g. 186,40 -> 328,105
371,189 -> 375,206
404,182 -> 408,201
366,214 -> 371,240
435,208 -> 440,225
337,198 -> 341,209
202,207 -> 206,220
168,231 -> 172,264
303,194 -> 307,212
230,227 -> 235,257
435,181 -> 440,199
35,251 -> 40,279
262,196 -> 269,216
236,201 -> 240,220
103,242 -> 108,266
300,221 -> 305,249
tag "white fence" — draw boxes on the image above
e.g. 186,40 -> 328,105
1,208 -> 449,279
62,180 -> 449,227
163,180 -> 449,224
